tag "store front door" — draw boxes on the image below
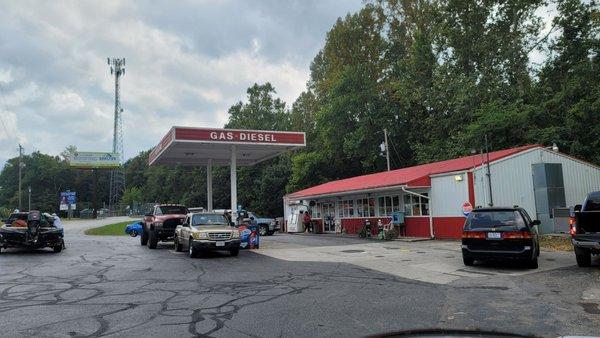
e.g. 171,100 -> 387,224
322,202 -> 336,232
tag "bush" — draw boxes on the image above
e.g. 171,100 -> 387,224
358,227 -> 367,238
384,228 -> 398,240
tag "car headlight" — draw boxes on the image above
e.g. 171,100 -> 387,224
231,230 -> 240,239
192,232 -> 209,240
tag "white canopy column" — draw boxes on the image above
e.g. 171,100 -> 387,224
230,145 -> 237,217
206,159 -> 213,212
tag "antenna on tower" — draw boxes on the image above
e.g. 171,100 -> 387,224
107,57 -> 126,214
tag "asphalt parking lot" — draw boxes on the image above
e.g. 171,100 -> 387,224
1,217 -> 599,338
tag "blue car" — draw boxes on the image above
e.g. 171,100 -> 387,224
125,221 -> 143,237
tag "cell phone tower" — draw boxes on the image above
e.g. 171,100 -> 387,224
108,57 -> 126,214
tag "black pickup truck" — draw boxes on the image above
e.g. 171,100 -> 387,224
571,191 -> 600,267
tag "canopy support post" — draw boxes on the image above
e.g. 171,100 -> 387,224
230,145 -> 237,219
207,159 -> 213,212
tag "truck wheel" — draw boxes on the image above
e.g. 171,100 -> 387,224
230,248 -> 239,257
575,248 -> 592,267
148,231 -> 158,249
189,239 -> 198,258
259,225 -> 268,236
463,256 -> 474,266
268,230 -> 275,236
527,256 -> 538,269
174,236 -> 182,252
141,230 -> 148,246
53,243 -> 63,253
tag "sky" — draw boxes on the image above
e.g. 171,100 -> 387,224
0,0 -> 364,164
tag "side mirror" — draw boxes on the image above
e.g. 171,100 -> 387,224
574,204 -> 582,212
531,220 -> 541,226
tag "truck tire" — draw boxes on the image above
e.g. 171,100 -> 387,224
463,256 -> 474,266
230,248 -> 239,257
189,239 -> 198,258
148,230 -> 158,249
53,243 -> 63,253
527,256 -> 538,269
259,225 -> 268,236
141,229 -> 148,246
174,235 -> 182,252
268,230 -> 275,236
575,248 -> 592,267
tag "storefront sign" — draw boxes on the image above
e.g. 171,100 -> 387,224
174,127 -> 306,145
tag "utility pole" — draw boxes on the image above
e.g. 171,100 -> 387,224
18,144 -> 23,210
107,58 -> 126,215
384,129 -> 390,171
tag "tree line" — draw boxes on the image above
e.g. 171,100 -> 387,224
0,0 -> 597,217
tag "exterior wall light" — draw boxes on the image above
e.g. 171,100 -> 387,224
454,175 -> 463,182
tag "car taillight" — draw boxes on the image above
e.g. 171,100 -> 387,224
502,231 -> 533,239
569,217 -> 577,237
462,231 -> 486,239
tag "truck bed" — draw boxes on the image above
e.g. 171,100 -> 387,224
575,211 -> 600,233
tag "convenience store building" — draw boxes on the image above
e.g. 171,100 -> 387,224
283,145 -> 600,239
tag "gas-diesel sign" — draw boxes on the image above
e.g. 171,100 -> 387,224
208,131 -> 277,142
174,127 -> 305,145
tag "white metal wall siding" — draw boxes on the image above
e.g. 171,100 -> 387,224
474,148 -> 600,217
431,173 -> 469,217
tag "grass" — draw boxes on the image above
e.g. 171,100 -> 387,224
539,234 -> 573,251
84,220 -> 139,236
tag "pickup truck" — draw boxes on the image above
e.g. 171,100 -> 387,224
570,191 -> 600,267
247,212 -> 279,236
142,204 -> 188,249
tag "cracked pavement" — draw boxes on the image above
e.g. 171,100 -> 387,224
0,217 -> 599,337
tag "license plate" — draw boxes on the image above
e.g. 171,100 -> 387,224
487,232 -> 501,239
215,241 -> 225,247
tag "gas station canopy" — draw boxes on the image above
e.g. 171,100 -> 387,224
148,126 -> 306,214
149,127 -> 306,166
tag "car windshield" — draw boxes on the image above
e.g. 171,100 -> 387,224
584,195 -> 600,211
156,206 -> 187,215
191,214 -> 229,226
465,210 -> 526,230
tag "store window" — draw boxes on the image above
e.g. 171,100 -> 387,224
376,194 -> 402,216
368,198 -> 375,217
356,199 -> 365,217
341,199 -> 355,218
378,197 -> 385,216
403,193 -> 429,216
313,202 -> 322,218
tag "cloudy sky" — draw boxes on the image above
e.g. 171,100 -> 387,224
0,0 -> 363,164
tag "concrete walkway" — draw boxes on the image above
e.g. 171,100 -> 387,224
257,234 -> 575,285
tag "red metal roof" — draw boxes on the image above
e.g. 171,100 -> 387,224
287,145 -> 540,199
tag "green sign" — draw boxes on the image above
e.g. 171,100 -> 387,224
69,151 -> 120,169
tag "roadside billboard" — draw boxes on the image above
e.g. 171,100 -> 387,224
68,151 -> 120,169
60,191 -> 76,211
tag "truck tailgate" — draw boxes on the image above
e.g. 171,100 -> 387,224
576,211 -> 600,233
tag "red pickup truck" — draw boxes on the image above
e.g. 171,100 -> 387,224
141,204 -> 188,249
